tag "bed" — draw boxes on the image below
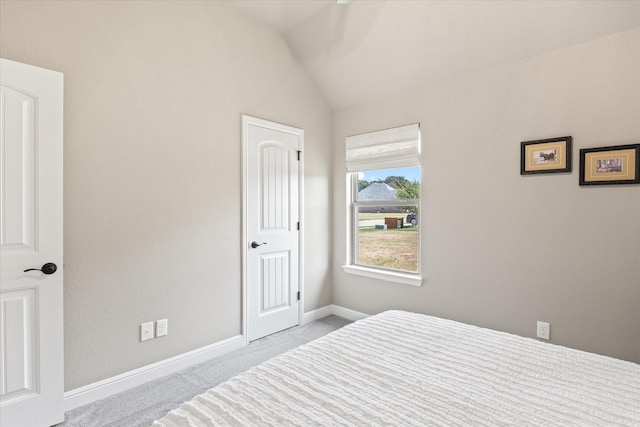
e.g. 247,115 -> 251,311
153,310 -> 640,426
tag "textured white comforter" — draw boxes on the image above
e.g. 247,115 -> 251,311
153,310 -> 640,426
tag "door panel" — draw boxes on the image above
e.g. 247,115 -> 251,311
244,116 -> 302,342
0,58 -> 64,427
1,289 -> 37,398
0,84 -> 37,252
261,144 -> 290,230
260,251 -> 290,313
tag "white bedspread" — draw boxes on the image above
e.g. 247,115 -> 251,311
153,310 -> 640,426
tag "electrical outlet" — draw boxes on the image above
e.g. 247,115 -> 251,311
537,321 -> 550,340
140,322 -> 154,342
156,319 -> 168,337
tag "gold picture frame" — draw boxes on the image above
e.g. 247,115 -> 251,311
521,136 -> 572,175
579,144 -> 640,186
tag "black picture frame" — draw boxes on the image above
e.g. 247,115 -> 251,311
579,143 -> 640,186
520,136 -> 572,175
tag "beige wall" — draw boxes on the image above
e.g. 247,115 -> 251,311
1,0 -> 637,394
333,28 -> 640,363
0,1 -> 333,390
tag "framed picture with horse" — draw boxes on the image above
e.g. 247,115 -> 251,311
520,136 -> 572,175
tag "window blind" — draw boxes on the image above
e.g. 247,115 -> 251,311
345,123 -> 420,172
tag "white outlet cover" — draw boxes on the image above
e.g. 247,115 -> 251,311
537,321 -> 550,340
156,319 -> 168,337
141,321 -> 154,342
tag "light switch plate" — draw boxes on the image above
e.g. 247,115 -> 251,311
141,321 -> 154,341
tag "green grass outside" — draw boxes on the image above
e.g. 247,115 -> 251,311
357,227 -> 418,272
359,226 -> 416,233
357,212 -> 407,221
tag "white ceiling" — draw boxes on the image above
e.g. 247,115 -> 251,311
228,0 -> 334,31
228,0 -> 640,110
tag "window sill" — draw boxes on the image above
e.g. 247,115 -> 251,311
342,265 -> 423,287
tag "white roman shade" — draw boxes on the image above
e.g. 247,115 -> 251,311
346,123 -> 420,172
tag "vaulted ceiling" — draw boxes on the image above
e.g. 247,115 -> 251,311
228,0 -> 640,111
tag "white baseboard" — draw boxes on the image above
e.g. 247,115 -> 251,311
63,334 -> 244,411
330,304 -> 369,321
64,305 -> 367,411
301,305 -> 333,324
303,304 -> 369,323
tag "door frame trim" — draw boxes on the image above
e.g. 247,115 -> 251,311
241,115 -> 304,345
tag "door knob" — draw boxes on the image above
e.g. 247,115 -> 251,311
251,241 -> 267,249
24,262 -> 58,275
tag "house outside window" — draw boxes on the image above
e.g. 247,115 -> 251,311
343,124 -> 422,286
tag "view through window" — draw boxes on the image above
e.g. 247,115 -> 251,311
353,166 -> 420,273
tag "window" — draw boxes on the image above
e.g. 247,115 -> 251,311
344,124 -> 422,286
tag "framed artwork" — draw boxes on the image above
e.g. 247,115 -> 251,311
521,136 -> 572,175
579,143 -> 640,186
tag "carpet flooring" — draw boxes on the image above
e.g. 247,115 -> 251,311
58,315 -> 351,427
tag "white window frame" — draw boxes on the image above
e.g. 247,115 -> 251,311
342,124 -> 423,287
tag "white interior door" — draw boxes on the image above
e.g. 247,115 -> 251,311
0,59 -> 64,426
243,115 -> 302,342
